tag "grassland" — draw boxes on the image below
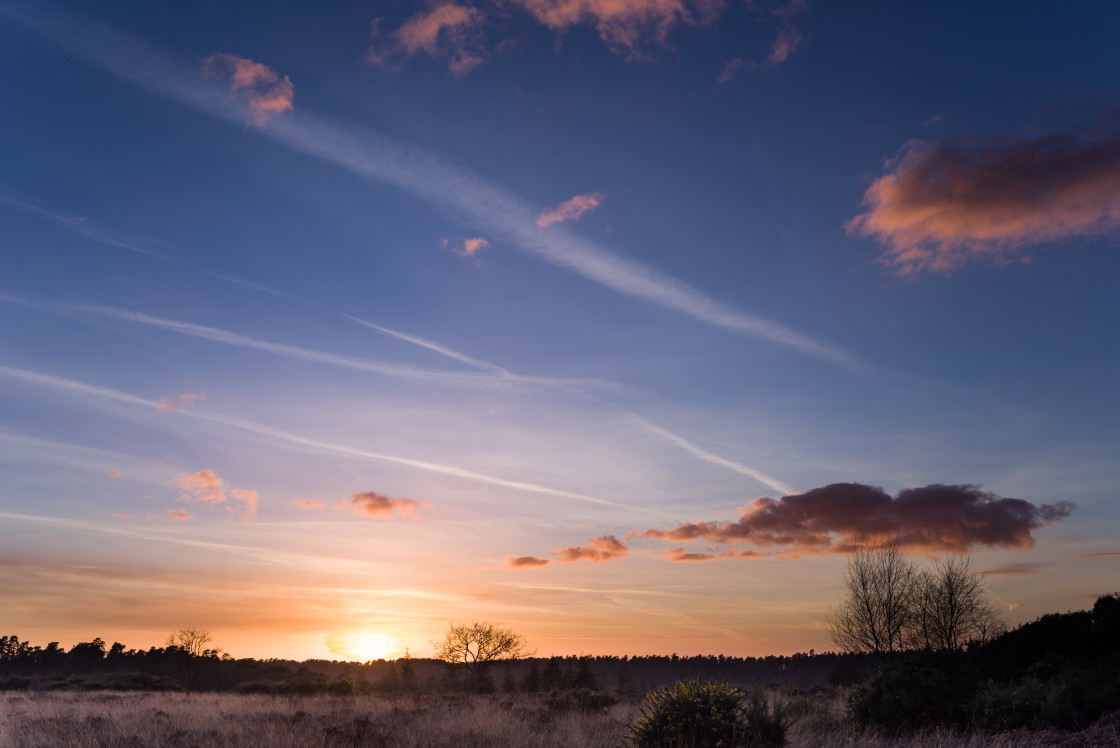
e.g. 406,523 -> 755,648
1,689 -> 1117,747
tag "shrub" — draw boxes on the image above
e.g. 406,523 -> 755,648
624,677 -> 787,747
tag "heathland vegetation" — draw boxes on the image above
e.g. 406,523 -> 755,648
2,556 -> 1117,746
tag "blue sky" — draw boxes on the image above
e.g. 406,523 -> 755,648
1,0 -> 1118,659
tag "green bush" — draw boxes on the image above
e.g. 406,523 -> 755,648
624,677 -> 786,747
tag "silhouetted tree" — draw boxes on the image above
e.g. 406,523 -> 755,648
434,621 -> 529,691
827,540 -> 918,658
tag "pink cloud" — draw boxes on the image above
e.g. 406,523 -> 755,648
1079,551 -> 1120,558
511,0 -> 714,59
536,193 -> 605,227
109,513 -> 131,521
641,483 -> 1075,555
292,499 -> 326,509
105,471 -> 120,479
847,124 -> 1120,275
157,392 -> 204,413
445,236 -> 491,257
176,469 -> 225,504
767,24 -> 803,64
229,488 -> 258,521
346,491 -> 430,520
369,4 -> 486,76
166,508 -> 191,522
201,54 -> 294,126
716,57 -> 751,84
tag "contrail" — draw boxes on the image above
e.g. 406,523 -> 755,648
0,2 -> 862,370
0,363 -> 635,511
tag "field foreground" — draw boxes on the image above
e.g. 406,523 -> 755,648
1,691 -> 1117,747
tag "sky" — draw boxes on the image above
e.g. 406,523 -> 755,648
0,0 -> 1118,662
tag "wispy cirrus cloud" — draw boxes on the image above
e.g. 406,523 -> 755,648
506,534 -> 627,568
848,119 -> 1120,275
537,193 -> 605,227
292,499 -> 327,509
344,491 -> 430,520
0,363 -> 631,510
369,4 -> 486,76
0,6 -> 858,368
640,483 -> 1075,555
1078,551 -> 1120,558
201,53 -> 294,126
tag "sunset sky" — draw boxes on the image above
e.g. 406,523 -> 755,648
1,0 -> 1118,662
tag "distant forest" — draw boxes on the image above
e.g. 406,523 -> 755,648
0,635 -> 855,695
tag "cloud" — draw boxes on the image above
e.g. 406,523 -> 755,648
716,57 -> 750,84
156,392 -> 204,413
848,122 -> 1120,275
641,483 -> 1075,555
166,508 -> 191,522
667,547 -> 730,562
292,499 -> 326,509
201,53 -> 294,126
346,491 -> 429,520
0,364 -> 632,510
767,24 -> 802,64
229,488 -> 258,521
537,193 -> 605,227
506,555 -> 553,568
511,0 -> 714,59
105,471 -> 120,479
980,563 -> 1046,576
109,513 -> 130,520
369,4 -> 486,76
6,6 -> 858,369
1078,551 -> 1120,558
508,534 -> 627,568
556,534 -> 627,562
445,236 -> 491,257
175,469 -> 226,504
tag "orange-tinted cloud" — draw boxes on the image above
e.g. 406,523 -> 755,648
229,488 -> 258,521
369,4 -> 486,76
506,555 -> 552,568
511,0 -> 714,59
556,534 -> 627,563
157,392 -> 204,413
166,508 -> 191,522
667,547 -> 731,562
507,534 -> 627,568
292,499 -> 326,509
175,469 -> 226,504
537,193 -> 605,227
202,54 -> 294,126
642,483 -> 1075,555
1079,551 -> 1120,558
346,491 -> 429,519
105,471 -> 120,479
109,513 -> 131,521
848,124 -> 1120,275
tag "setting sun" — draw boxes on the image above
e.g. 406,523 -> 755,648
327,631 -> 401,662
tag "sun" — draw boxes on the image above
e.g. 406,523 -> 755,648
332,631 -> 400,662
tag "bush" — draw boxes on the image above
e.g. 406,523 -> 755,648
625,677 -> 787,747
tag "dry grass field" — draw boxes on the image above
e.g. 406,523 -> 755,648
2,689 -> 1118,748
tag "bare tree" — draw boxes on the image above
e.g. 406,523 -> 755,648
826,539 -> 918,659
828,543 -> 1007,658
434,621 -> 530,690
908,556 -> 1002,650
165,628 -> 215,657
